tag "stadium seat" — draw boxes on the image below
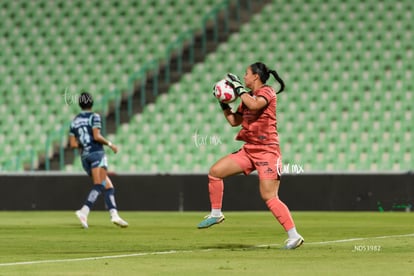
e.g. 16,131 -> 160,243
1,0 -> 412,173
0,0 -> 227,171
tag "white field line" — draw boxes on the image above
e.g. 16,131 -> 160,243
305,233 -> 414,245
0,233 -> 413,267
255,233 -> 414,248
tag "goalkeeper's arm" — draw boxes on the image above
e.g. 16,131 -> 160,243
226,73 -> 247,96
220,105 -> 242,127
226,73 -> 268,111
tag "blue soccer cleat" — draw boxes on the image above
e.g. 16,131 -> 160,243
197,215 -> 225,229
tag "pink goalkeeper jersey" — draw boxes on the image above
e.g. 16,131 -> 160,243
235,85 -> 279,145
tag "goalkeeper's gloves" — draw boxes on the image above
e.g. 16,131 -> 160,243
226,73 -> 248,96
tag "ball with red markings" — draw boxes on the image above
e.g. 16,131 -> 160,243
213,79 -> 238,104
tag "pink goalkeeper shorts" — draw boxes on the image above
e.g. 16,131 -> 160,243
229,144 -> 282,180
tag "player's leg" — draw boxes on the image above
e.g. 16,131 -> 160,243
259,179 -> 303,249
198,150 -> 249,229
90,154 -> 128,228
208,154 -> 245,212
76,152 -> 127,228
75,155 -> 102,228
75,165 -> 106,228
255,145 -> 303,249
103,175 -> 128,228
84,159 -> 107,210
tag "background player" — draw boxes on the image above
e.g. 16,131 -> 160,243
69,92 -> 128,228
197,62 -> 304,249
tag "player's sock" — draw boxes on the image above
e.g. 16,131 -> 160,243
287,227 -> 301,240
211,208 -> 223,217
104,188 -> 117,210
84,184 -> 105,209
79,205 -> 90,216
109,208 -> 118,217
208,174 -> 224,211
266,197 -> 295,232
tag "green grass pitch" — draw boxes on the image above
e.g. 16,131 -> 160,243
0,211 -> 413,275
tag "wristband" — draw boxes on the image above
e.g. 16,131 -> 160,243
107,141 -> 112,147
219,102 -> 230,111
235,87 -> 247,96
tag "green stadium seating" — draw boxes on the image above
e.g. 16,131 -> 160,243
103,0 -> 413,173
0,0 -> 412,173
0,0 -> 226,171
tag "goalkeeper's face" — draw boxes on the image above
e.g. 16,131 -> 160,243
244,67 -> 258,90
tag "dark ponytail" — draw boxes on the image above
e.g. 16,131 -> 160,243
269,69 -> 285,94
250,62 -> 285,94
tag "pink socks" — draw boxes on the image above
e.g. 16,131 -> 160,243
208,175 -> 295,232
266,197 -> 295,231
208,174 -> 224,209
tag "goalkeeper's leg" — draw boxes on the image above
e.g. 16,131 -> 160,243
260,179 -> 304,249
197,154 -> 247,229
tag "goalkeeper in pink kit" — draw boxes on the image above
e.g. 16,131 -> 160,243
198,62 -> 304,250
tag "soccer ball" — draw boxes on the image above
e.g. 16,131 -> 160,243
213,79 -> 237,104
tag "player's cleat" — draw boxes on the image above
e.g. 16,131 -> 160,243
284,236 -> 304,249
75,210 -> 88,229
197,215 -> 225,229
111,215 -> 129,228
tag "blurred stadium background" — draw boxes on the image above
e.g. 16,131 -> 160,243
0,0 -> 412,175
